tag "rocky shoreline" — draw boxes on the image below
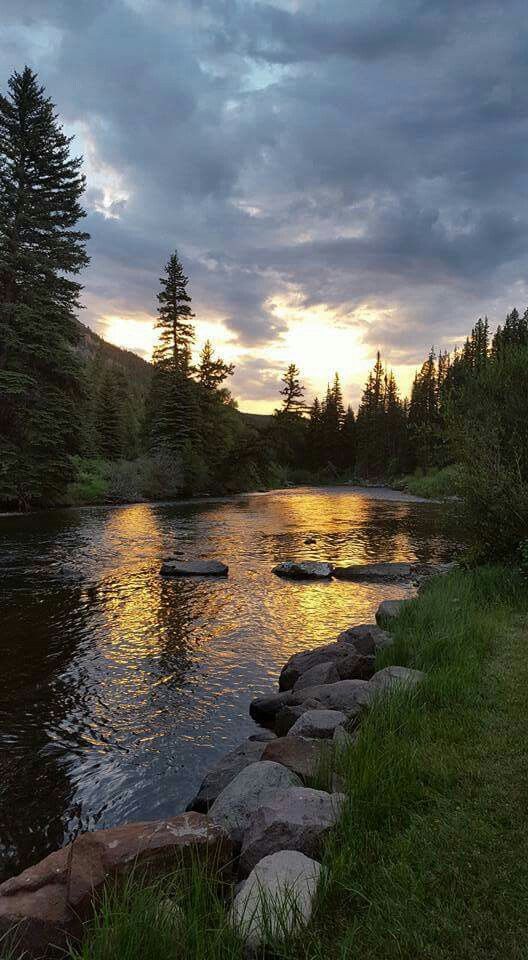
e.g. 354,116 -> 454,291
0,561 -> 452,957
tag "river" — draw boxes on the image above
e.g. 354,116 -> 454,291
0,486 -> 456,879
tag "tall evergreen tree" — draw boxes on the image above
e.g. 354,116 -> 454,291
0,67 -> 89,507
148,251 -> 198,454
278,363 -> 305,416
197,339 -> 234,395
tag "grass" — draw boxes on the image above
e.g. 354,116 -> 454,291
4,567 -> 527,959
397,464 -> 462,499
297,565 -> 528,959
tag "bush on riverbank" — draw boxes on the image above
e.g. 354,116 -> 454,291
397,464 -> 462,499
48,566 -> 528,960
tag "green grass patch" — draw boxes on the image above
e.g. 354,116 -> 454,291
296,565 -> 528,959
398,464 -> 462,499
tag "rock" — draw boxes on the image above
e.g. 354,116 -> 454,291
293,661 -> 340,690
294,679 -> 374,717
187,741 -> 267,812
375,599 -> 408,625
304,537 -> 317,545
289,709 -> 346,739
250,691 -> 295,725
336,623 -> 392,654
248,730 -> 277,742
230,850 -> 321,950
332,724 -> 357,749
209,761 -> 302,844
279,639 -> 370,691
274,700 -> 323,736
0,813 -> 232,959
369,665 -> 425,691
261,737 -> 332,781
160,559 -> 228,577
410,561 -> 456,578
239,788 -> 344,877
333,562 -> 412,581
272,561 -> 333,580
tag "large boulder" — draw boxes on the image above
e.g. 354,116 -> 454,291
250,690 -> 296,725
333,562 -> 412,582
209,761 -> 302,844
0,813 -> 232,959
239,788 -> 344,877
293,661 -> 340,690
230,850 -> 321,951
279,639 -> 373,691
160,559 -> 228,577
261,737 -> 332,781
187,740 -> 267,812
272,561 -> 333,580
274,700 -> 323,736
375,599 -> 409,626
294,679 -> 374,717
288,709 -> 346,739
336,622 -> 392,654
369,665 -> 425,691
251,680 -> 371,729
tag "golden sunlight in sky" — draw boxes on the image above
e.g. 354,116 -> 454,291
98,301 -> 418,413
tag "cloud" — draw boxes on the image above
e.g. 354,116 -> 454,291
1,0 -> 527,405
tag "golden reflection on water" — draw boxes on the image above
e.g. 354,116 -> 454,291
0,486 -> 454,875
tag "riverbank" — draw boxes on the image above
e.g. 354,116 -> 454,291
3,564 -> 526,958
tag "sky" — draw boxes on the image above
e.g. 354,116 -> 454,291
2,0 -> 528,413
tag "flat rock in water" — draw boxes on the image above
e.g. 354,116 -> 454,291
230,850 -> 321,950
272,561 -> 333,580
333,562 -> 412,581
0,813 -> 232,959
261,736 -> 332,780
239,787 -> 344,877
375,598 -> 408,625
160,559 -> 228,577
209,761 -> 302,844
187,740 -> 267,812
288,709 -> 346,739
369,665 -> 425,691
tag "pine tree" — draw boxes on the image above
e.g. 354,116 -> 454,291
154,251 -> 195,375
278,363 -> 305,416
0,67 -> 90,507
96,367 -> 127,461
197,339 -> 234,394
148,251 -> 198,454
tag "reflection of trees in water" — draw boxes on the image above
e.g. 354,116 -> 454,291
0,588 -> 89,880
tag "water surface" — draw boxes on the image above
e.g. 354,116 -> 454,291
0,486 -> 456,878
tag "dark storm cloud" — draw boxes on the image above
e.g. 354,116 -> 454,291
1,0 -> 528,394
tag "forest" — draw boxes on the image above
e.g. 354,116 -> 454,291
1,67 -> 527,564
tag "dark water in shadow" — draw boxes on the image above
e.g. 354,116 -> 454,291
0,486 -> 457,878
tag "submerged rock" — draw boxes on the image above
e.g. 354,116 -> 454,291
160,559 -> 228,577
230,850 -> 321,950
239,788 -> 344,877
0,813 -> 232,959
333,562 -> 412,581
272,561 -> 333,580
187,740 -> 267,812
209,761 -> 302,844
